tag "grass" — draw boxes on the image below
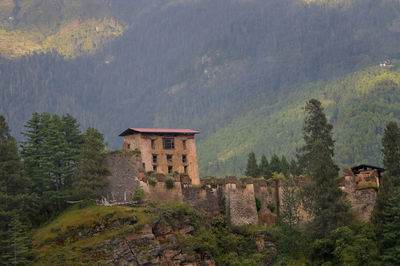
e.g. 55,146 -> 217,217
356,182 -> 379,191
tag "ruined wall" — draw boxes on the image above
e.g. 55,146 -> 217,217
253,179 -> 278,224
225,177 -> 259,227
341,172 -> 377,222
104,151 -> 142,202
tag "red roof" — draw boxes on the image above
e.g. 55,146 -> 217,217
119,128 -> 200,136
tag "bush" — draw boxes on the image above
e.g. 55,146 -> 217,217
148,176 -> 157,186
132,188 -> 145,203
165,178 -> 175,189
267,202 -> 276,213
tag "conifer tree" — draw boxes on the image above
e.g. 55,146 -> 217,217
259,154 -> 271,179
280,155 -> 290,177
245,152 -> 259,177
289,158 -> 301,176
298,99 -> 350,238
373,121 -> 400,264
71,127 -> 109,200
0,115 -> 31,263
269,154 -> 281,174
1,212 -> 32,265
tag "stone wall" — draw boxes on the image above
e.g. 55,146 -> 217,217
224,177 -> 259,227
104,151 -> 142,202
341,173 -> 377,222
104,151 -> 378,226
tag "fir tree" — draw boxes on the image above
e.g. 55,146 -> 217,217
0,115 -> 31,264
259,154 -> 271,179
289,158 -> 301,176
280,155 -> 290,177
269,154 -> 281,174
245,152 -> 259,177
298,99 -> 350,238
373,122 -> 400,264
1,212 -> 32,265
71,127 -> 109,200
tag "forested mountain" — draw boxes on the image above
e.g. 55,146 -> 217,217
2,0 -> 400,176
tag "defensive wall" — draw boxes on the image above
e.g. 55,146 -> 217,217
104,151 -> 378,226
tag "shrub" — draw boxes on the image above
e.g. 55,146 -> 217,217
165,177 -> 175,189
148,176 -> 157,186
356,182 -> 378,191
132,188 -> 145,203
267,202 -> 276,213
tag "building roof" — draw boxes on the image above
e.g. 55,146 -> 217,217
119,128 -> 200,136
351,164 -> 385,174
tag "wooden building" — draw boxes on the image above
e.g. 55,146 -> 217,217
119,128 -> 200,185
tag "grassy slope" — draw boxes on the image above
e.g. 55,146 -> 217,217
198,62 -> 400,176
32,204 -> 150,264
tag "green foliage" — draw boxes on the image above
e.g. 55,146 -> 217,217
132,188 -> 145,203
165,177 -> 175,189
299,99 -> 351,239
380,188 -> 400,264
356,182 -> 378,191
267,203 -> 276,213
245,152 -> 259,178
71,127 -> 109,200
310,222 -> 379,265
148,176 -> 157,186
0,115 -> 32,264
259,154 -> 271,179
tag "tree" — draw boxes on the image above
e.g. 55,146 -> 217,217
289,158 -> 301,176
298,99 -> 350,238
0,115 -> 31,263
71,127 -> 109,200
1,212 -> 32,265
21,113 -> 83,221
269,154 -> 281,174
280,155 -> 290,177
373,121 -> 400,264
259,154 -> 271,179
245,152 -> 259,177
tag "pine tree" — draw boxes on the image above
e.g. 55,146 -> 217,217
259,154 -> 271,179
245,152 -> 259,177
289,158 -> 301,176
21,113 -> 83,221
373,121 -> 400,264
1,212 -> 32,265
0,115 -> 31,263
298,99 -> 350,238
280,155 -> 290,177
269,154 -> 281,174
71,127 -> 109,200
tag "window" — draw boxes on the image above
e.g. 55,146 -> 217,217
167,154 -> 173,162
151,139 -> 155,149
163,138 -> 175,149
182,140 -> 186,150
184,165 -> 188,174
127,144 -> 131,149
182,154 -> 187,164
153,165 -> 157,171
152,154 -> 157,164
142,163 -> 145,169
168,166 -> 173,174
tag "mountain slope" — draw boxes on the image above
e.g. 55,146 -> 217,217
2,0 -> 400,176
198,63 -> 400,176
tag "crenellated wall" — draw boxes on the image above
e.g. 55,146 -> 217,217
104,152 -> 379,226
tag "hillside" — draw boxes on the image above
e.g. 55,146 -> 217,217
198,63 -> 400,176
2,0 -> 400,176
31,202 -> 275,265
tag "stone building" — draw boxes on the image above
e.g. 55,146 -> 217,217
119,128 -> 200,185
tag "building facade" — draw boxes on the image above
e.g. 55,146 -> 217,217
119,128 -> 200,185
